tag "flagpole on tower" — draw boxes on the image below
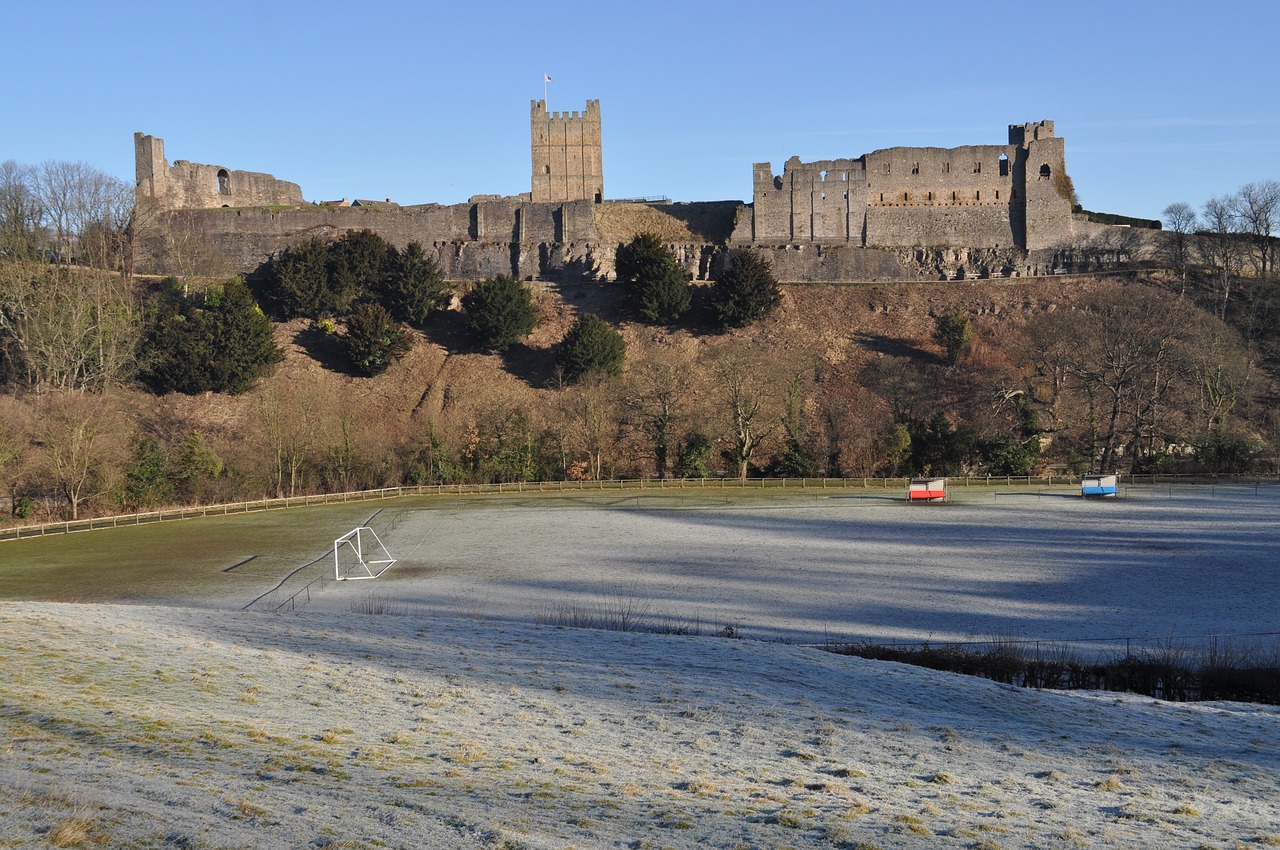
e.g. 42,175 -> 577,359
543,73 -> 552,108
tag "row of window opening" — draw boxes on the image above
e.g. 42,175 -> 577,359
816,159 -> 1050,181
868,189 -> 1016,203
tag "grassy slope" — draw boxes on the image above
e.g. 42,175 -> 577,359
165,275 -> 1123,461
2,601 -> 1276,849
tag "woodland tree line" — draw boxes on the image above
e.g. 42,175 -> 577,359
0,157 -> 1277,522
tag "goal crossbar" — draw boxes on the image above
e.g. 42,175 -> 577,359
333,526 -> 397,581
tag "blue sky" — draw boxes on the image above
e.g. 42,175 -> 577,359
4,0 -> 1276,221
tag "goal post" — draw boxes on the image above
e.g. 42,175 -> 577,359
333,526 -> 397,581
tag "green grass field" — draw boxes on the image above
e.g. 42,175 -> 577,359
0,499 -> 412,604
0,484 -> 1089,608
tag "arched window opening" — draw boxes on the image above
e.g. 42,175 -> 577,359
1039,164 -> 1052,180
999,153 -> 1009,177
216,169 -> 230,195
820,169 -> 827,182
911,163 -> 919,175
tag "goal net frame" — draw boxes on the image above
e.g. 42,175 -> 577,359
333,526 -> 397,581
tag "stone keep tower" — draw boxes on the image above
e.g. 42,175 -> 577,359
530,100 -> 603,204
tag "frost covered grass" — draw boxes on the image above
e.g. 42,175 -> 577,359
1,602 -> 1278,848
2,486 -> 1278,846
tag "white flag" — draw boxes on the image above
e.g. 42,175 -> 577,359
544,73 -> 553,83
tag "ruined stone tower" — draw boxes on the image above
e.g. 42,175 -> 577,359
530,100 -> 603,204
741,120 -> 1076,251
134,132 -> 303,211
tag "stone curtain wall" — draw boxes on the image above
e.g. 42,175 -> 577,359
141,201 -> 603,282
133,116 -> 1120,285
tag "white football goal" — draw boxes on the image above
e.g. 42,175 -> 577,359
333,526 -> 397,581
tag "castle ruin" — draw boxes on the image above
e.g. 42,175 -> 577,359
134,133 -> 303,211
734,122 -> 1073,251
136,106 -> 1137,283
530,100 -> 603,204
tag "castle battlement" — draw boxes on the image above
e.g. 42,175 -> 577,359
740,121 -> 1074,251
1008,120 -> 1055,145
530,99 -> 603,204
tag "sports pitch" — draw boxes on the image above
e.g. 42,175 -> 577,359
4,484 -> 1277,649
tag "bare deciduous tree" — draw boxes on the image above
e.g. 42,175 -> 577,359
1196,195 -> 1242,319
0,396 -> 31,511
1232,180 -> 1280,278
248,380 -> 322,498
1026,287 -> 1215,472
1161,201 -> 1197,292
710,344 -> 781,480
35,160 -> 131,267
0,261 -> 141,393
33,393 -> 127,520
622,352 -> 693,479
159,212 -> 227,292
0,160 -> 44,260
558,373 -> 620,481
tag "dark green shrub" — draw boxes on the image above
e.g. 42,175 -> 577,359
557,313 -> 625,381
710,250 -> 781,328
615,233 -> 691,324
326,229 -> 396,315
768,437 -> 818,477
932,309 -> 972,366
123,436 -> 172,509
343,302 -> 413,376
259,230 -> 398,320
260,237 -> 331,318
461,275 -> 540,352
139,278 -> 282,394
674,431 -> 713,478
906,413 -> 973,476
376,241 -> 451,325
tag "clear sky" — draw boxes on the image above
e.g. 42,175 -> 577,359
4,0 -> 1276,222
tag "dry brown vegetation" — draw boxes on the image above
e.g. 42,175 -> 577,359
0,265 -> 1275,523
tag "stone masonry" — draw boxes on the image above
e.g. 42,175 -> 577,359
733,121 -> 1075,251
135,133 -> 303,211
530,100 -> 604,204
137,111 -> 1136,283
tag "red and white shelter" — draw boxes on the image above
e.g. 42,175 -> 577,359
907,477 -> 947,502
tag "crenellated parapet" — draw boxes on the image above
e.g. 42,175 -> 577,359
530,100 -> 604,204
